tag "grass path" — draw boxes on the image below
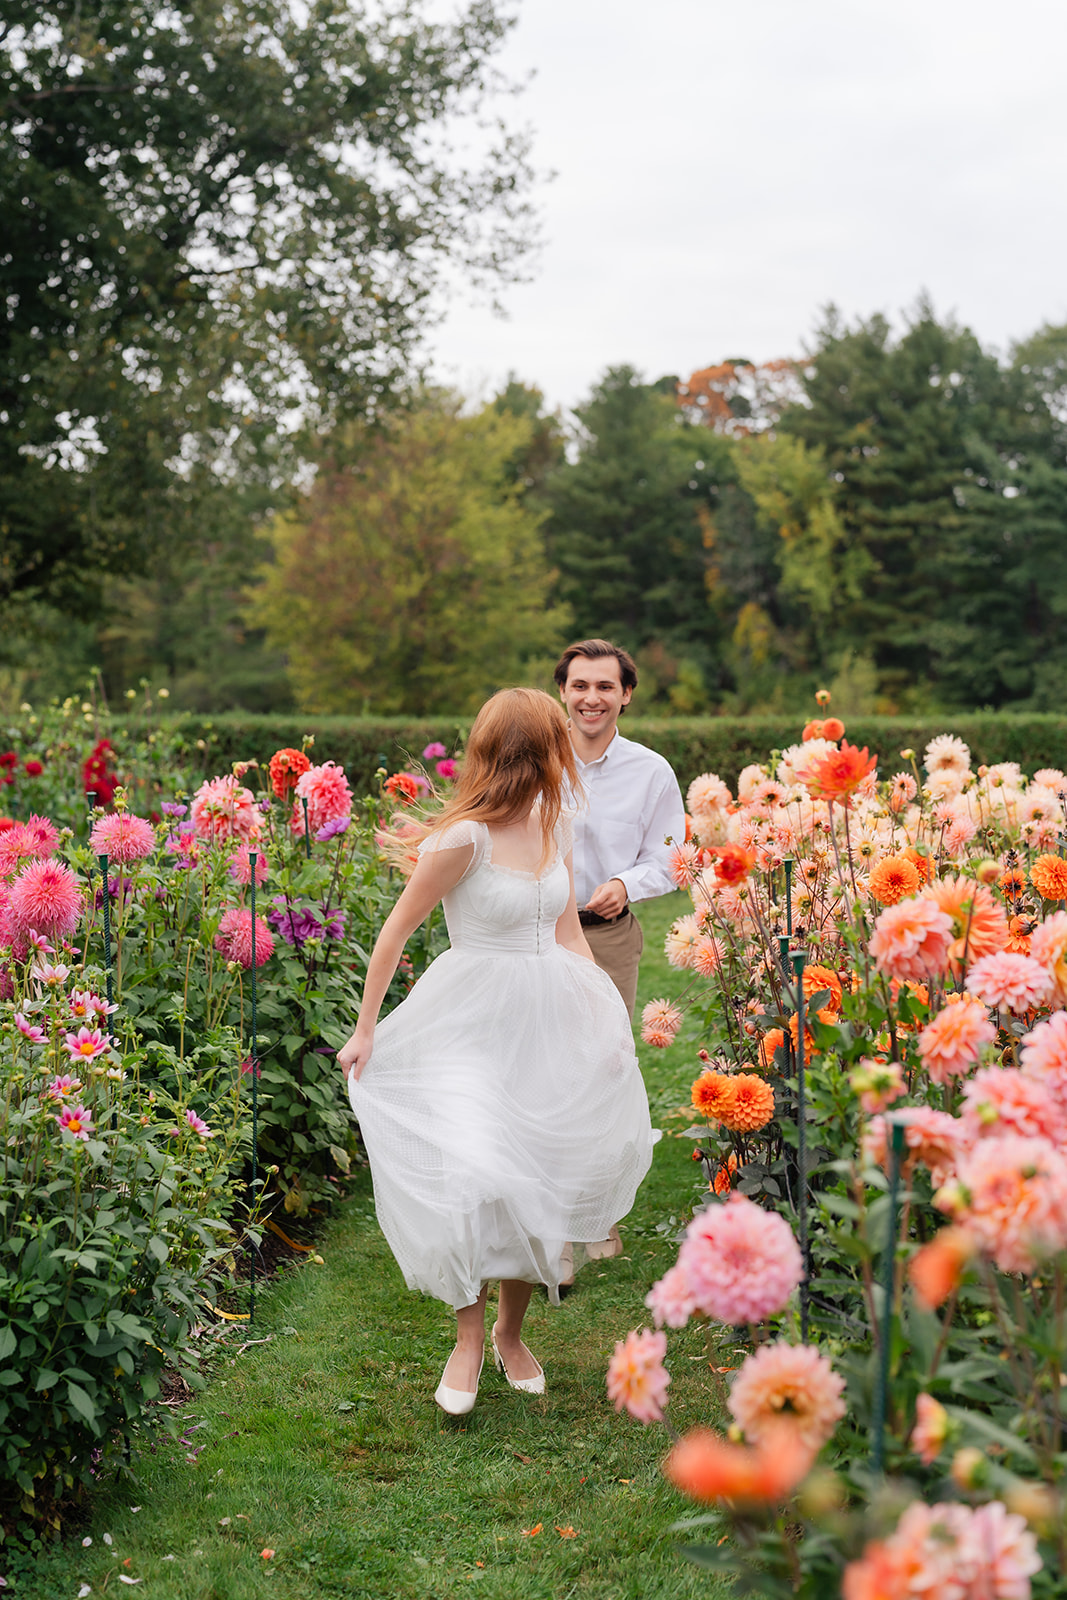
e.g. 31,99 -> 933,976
24,894 -> 730,1600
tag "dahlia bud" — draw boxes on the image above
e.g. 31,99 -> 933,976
950,1447 -> 987,1491
975,858 -> 1000,885
977,765 -> 989,777
899,748 -> 915,761
797,1468 -> 845,1517
814,688 -> 831,707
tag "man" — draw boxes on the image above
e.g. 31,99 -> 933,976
555,638 -> 685,1017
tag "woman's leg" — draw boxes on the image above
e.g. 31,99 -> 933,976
440,1284 -> 488,1392
493,1280 -> 541,1381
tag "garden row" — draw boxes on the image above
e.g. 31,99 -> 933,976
604,718 -> 1067,1596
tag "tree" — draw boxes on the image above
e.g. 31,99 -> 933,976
542,367 -> 733,708
248,393 -> 569,714
0,0 -> 534,607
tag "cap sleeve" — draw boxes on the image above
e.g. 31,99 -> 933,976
416,818 -> 485,877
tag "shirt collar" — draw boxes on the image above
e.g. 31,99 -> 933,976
571,727 -> 620,771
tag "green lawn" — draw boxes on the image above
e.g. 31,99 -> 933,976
16,893 -> 730,1600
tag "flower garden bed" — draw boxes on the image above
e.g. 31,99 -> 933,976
606,711 -> 1067,1597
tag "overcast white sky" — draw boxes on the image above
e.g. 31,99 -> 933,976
426,0 -> 1067,413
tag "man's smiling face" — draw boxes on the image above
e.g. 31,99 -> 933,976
559,654 -> 632,743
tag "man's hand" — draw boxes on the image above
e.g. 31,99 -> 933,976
585,877 -> 628,918
337,1026 -> 374,1083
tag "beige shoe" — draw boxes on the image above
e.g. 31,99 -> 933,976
491,1325 -> 545,1395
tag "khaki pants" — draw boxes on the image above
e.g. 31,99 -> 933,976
562,909 -> 644,1277
583,908 -> 644,1020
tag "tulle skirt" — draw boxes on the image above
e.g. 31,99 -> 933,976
348,945 -> 653,1309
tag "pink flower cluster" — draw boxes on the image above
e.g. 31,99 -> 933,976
291,762 -> 352,839
842,1499 -> 1040,1600
214,908 -> 274,969
640,998 -> 682,1048
606,1328 -> 670,1423
89,812 -> 156,863
727,1341 -> 845,1452
647,1193 -> 803,1327
191,775 -> 260,844
937,1134 -> 1067,1274
918,997 -> 994,1083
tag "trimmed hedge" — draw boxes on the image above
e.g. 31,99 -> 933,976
163,712 -> 1067,793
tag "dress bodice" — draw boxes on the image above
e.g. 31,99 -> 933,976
419,818 -> 570,957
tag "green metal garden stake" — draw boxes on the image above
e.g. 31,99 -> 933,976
97,853 -> 114,1009
791,947 -> 808,1341
872,1118 -> 906,1473
302,796 -> 311,859
784,857 -> 794,937
249,852 -> 259,1322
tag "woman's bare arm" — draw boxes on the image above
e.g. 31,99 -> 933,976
555,850 -> 595,962
338,841 -> 473,1081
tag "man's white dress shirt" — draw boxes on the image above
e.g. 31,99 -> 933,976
570,731 -> 686,908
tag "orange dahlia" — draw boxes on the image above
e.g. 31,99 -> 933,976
691,1070 -> 737,1120
711,843 -> 757,887
926,876 -> 1008,973
758,1028 -> 785,1069
1006,914 -> 1035,955
663,1426 -> 814,1506
803,963 -> 844,1011
1031,854 -> 1067,902
719,1074 -> 775,1133
868,855 -> 922,906
821,717 -> 845,741
268,746 -> 310,799
903,846 -> 933,886
802,741 -> 877,806
713,1153 -> 739,1194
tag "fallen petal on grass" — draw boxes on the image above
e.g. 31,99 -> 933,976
261,1548 -> 275,1560
555,1526 -> 578,1538
521,1524 -> 542,1537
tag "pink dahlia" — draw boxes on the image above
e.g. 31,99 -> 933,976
191,775 -> 260,844
606,1328 -> 670,1423
292,761 -> 352,839
869,896 -> 954,983
640,998 -> 682,1048
843,1500 -> 1040,1600
1029,910 -> 1067,1006
21,814 -> 60,856
228,844 -> 269,887
960,1067 -> 1066,1146
185,1108 -> 213,1138
727,1342 -> 845,1452
965,951 -> 1053,1014
864,1107 -> 961,1188
918,997 -> 995,1084
664,913 -> 701,969
214,908 -> 274,969
676,1193 -> 803,1325
63,1026 -> 112,1063
8,859 -> 82,944
56,1104 -> 93,1142
687,773 -> 731,815
89,811 -> 156,863
691,934 -> 722,977
644,1263 -> 697,1329
668,841 -> 701,887
938,1134 -> 1067,1274
1020,1010 -> 1067,1115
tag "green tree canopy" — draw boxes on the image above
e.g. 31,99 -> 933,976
542,366 -> 734,709
248,393 -> 570,714
1,0 -> 533,606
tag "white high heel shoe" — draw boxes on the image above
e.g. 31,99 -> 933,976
434,1346 -> 484,1416
491,1324 -> 545,1395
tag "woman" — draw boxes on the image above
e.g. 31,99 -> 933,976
338,688 -> 653,1416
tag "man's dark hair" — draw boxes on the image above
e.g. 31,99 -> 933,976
553,638 -> 638,694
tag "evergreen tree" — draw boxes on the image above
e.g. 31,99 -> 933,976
543,367 -> 733,707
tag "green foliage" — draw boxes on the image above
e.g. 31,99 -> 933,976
0,0 -> 532,608
149,711 -> 1067,797
0,1015 -> 246,1534
543,366 -> 735,710
249,395 -> 571,714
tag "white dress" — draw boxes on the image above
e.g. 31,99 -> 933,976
348,816 -> 654,1309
